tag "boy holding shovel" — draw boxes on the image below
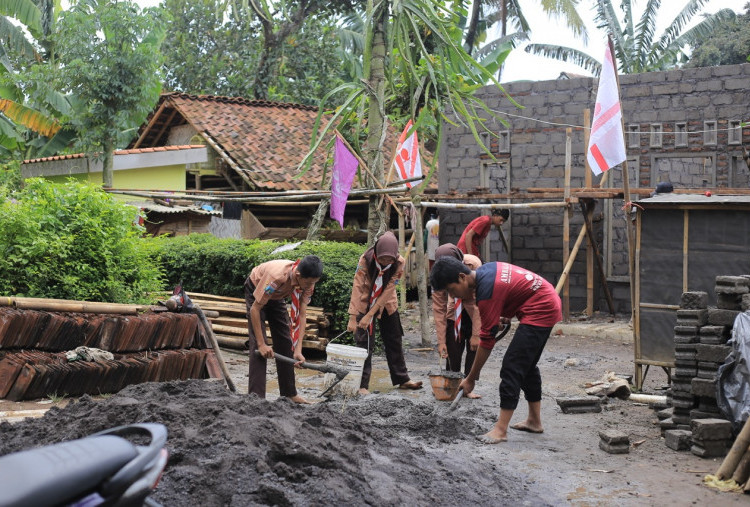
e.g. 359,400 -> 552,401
431,243 -> 482,398
245,255 -> 323,404
430,256 -> 561,443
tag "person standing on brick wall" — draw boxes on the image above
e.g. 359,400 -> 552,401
430,256 -> 561,444
456,209 -> 509,261
431,243 -> 483,398
245,255 -> 323,404
347,231 -> 423,394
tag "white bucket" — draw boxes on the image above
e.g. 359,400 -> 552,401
324,344 -> 368,397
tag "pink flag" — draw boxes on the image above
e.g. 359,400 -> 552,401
392,120 -> 422,188
330,136 -> 359,229
587,40 -> 626,176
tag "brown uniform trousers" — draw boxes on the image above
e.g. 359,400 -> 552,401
245,279 -> 298,398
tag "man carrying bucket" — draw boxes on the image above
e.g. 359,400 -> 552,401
431,243 -> 482,398
430,257 -> 561,444
245,255 -> 323,404
347,231 -> 423,395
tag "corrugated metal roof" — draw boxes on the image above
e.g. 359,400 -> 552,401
128,201 -> 221,215
22,145 -> 206,165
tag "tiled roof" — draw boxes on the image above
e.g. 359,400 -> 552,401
23,145 -> 205,165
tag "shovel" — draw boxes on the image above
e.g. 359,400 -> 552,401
255,350 -> 350,397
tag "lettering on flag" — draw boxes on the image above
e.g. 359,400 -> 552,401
392,120 -> 422,188
330,136 -> 359,229
586,40 -> 626,176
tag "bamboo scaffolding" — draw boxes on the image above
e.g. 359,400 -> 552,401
417,201 -> 568,211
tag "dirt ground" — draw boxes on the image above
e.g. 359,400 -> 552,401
0,305 -> 747,506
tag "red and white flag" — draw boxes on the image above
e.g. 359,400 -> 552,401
392,120 -> 422,188
587,39 -> 626,176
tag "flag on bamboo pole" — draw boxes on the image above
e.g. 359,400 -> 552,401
392,120 -> 422,188
587,39 -> 626,176
330,136 -> 359,229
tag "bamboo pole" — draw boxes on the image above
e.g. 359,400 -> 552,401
583,109 -> 594,316
398,212 -> 407,310
417,201 -> 567,211
717,418 -> 750,480
580,201 -> 616,315
563,128 -> 572,321
731,444 -> 750,485
0,297 -> 141,315
556,224 -> 587,294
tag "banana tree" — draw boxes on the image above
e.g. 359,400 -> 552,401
525,0 -> 737,75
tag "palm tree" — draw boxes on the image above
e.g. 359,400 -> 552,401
525,0 -> 737,75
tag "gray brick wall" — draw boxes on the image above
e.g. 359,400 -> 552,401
439,63 -> 750,316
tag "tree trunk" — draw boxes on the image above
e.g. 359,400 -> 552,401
463,0 -> 482,54
365,1 -> 389,245
413,196 -> 431,346
102,137 -> 114,188
306,197 -> 330,240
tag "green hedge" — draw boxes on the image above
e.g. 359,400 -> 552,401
148,234 -> 365,331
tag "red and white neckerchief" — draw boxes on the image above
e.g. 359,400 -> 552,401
367,259 -> 392,334
289,259 -> 302,352
453,298 -> 462,341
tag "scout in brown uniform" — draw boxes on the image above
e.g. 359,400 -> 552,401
245,255 -> 323,404
431,243 -> 482,398
347,231 -> 422,395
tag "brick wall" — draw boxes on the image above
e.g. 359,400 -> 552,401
439,63 -> 750,316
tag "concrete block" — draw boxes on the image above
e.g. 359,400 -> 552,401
671,397 -> 696,410
599,429 -> 630,445
691,442 -> 728,458
657,407 -> 674,420
676,309 -> 708,326
698,398 -> 720,412
599,440 -> 629,454
681,292 -> 709,309
699,325 -> 730,345
665,429 -> 693,451
556,396 -> 602,414
716,293 -> 741,310
695,344 -> 731,364
708,308 -> 740,327
691,418 -> 733,441
674,326 -> 700,344
659,417 -> 677,432
690,409 -> 722,420
672,413 -> 692,426
715,276 -> 750,294
691,378 -> 717,399
674,366 -> 698,378
671,381 -> 693,393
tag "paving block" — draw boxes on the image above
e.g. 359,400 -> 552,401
680,291 -> 709,309
599,440 -> 630,454
716,293 -> 742,310
671,381 -> 693,393
674,366 -> 698,378
672,397 -> 696,410
676,309 -> 708,326
599,429 -> 630,445
691,378 -> 717,399
673,413 -> 692,426
690,408 -> 722,420
691,418 -> 733,441
698,398 -> 720,412
695,344 -> 732,364
715,276 -> 750,294
708,308 -> 741,327
699,325 -> 730,345
665,429 -> 693,451
691,441 -> 728,458
674,326 -> 700,344
659,417 -> 677,432
657,407 -> 674,420
555,396 -> 602,414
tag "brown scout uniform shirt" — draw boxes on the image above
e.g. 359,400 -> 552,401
432,254 -> 482,346
348,254 -> 405,318
249,259 -> 314,307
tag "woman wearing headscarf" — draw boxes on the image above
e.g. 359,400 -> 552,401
347,231 -> 423,394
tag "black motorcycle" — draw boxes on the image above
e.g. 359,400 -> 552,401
0,423 -> 168,507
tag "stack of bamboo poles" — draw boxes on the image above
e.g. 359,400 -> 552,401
180,292 -> 331,351
710,418 -> 750,493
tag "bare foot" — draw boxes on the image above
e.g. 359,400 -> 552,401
466,391 -> 482,399
359,388 -> 370,395
476,432 -> 507,444
398,380 -> 423,390
510,421 -> 544,434
289,395 -> 311,405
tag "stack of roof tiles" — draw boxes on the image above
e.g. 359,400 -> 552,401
0,307 -> 219,401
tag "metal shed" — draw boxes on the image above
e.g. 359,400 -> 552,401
634,193 -> 750,388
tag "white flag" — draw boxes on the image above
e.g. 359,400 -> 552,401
392,120 -> 422,188
587,40 -> 626,175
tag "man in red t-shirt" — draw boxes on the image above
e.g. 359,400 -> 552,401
456,209 -> 509,260
430,256 -> 562,444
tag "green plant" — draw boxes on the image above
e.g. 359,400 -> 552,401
0,179 -> 165,303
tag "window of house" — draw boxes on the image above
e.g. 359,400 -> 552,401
729,120 -> 742,145
674,122 -> 687,148
498,130 -> 510,153
650,124 -> 662,148
704,120 -> 717,145
628,125 -> 640,148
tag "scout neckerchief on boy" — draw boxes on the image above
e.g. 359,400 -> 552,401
367,259 -> 392,335
289,259 -> 302,352
453,298 -> 462,341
